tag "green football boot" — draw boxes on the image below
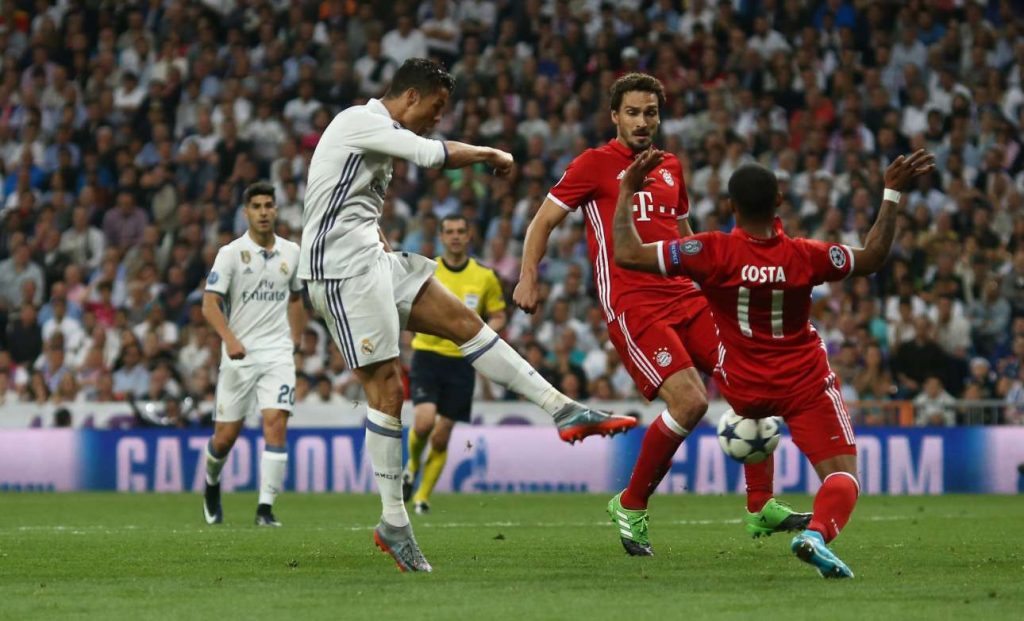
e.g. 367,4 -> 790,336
607,492 -> 653,556
745,498 -> 812,538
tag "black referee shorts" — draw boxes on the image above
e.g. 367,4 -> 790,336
409,350 -> 476,422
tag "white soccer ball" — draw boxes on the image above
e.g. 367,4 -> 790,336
716,409 -> 781,464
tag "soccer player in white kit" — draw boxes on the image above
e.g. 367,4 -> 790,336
300,59 -> 637,572
202,182 -> 307,527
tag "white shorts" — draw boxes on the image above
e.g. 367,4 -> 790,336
215,356 -> 296,423
306,251 -> 436,369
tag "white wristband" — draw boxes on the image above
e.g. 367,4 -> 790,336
883,188 -> 902,203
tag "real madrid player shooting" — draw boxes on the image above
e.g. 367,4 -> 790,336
299,58 -> 635,572
202,182 -> 306,527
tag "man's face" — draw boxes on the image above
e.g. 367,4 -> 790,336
612,90 -> 660,152
245,193 -> 277,234
405,88 -> 449,135
440,218 -> 468,255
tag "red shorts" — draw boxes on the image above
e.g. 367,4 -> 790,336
606,302 -> 719,401
720,373 -> 857,464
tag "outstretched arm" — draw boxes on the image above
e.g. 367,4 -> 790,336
442,141 -> 514,176
513,198 -> 571,314
850,149 -> 935,277
613,149 -> 668,274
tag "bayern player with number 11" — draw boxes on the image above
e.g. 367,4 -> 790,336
612,147 -> 935,578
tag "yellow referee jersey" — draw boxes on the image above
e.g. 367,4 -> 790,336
411,257 -> 506,357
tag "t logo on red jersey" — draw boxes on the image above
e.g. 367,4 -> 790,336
633,191 -> 655,221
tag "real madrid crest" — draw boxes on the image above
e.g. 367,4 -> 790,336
661,168 -> 674,187
280,261 -> 289,275
240,250 -> 251,264
361,339 -> 375,355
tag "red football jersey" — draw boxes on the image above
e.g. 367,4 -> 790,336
658,220 -> 855,397
548,139 -> 702,322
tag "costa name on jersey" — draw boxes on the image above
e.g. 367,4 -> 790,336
741,265 -> 787,284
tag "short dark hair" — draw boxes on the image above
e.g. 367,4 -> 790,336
384,58 -> 455,99
609,73 -> 666,111
440,213 -> 468,229
728,164 -> 779,222
244,181 -> 275,205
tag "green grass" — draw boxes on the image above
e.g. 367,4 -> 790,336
1,494 -> 1022,620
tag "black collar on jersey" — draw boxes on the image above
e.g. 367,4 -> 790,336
441,257 -> 471,272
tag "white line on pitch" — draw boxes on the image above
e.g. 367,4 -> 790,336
0,514 -> 961,535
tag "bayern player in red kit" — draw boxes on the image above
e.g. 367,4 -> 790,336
514,74 -> 807,556
613,148 -> 935,577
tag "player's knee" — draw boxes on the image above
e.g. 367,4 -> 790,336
667,393 -> 708,430
211,426 -> 240,454
413,419 -> 435,438
377,380 -> 405,413
431,430 -> 451,452
262,411 -> 288,443
449,310 -> 485,345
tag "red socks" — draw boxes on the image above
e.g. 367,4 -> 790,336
808,472 -> 860,543
621,411 -> 687,510
744,456 -> 775,513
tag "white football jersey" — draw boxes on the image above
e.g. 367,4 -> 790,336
298,98 -> 448,280
206,233 -> 302,358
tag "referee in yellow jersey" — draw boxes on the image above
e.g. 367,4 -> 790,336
402,213 -> 507,514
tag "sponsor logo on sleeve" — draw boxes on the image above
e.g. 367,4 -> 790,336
668,240 -> 682,267
829,245 -> 847,269
681,239 -> 703,255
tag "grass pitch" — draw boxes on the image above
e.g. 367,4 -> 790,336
1,493 -> 1022,620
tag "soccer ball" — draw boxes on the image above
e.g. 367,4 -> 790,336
716,409 -> 781,464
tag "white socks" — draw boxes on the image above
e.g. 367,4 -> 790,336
259,447 -> 288,506
205,439 -> 227,485
365,407 -> 409,527
459,325 -> 570,416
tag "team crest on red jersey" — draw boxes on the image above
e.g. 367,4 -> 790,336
660,169 -> 675,187
654,347 -> 673,367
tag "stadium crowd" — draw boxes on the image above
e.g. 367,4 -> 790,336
1,0 -> 1023,426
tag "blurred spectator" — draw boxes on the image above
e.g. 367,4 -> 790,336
0,242 -> 45,309
103,191 -> 149,251
112,344 -> 149,400
6,304 -> 43,366
970,277 -> 1012,357
53,408 -> 72,428
892,317 -> 957,397
914,377 -> 957,427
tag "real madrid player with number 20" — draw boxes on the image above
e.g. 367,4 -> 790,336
202,182 -> 306,528
298,58 -> 636,573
